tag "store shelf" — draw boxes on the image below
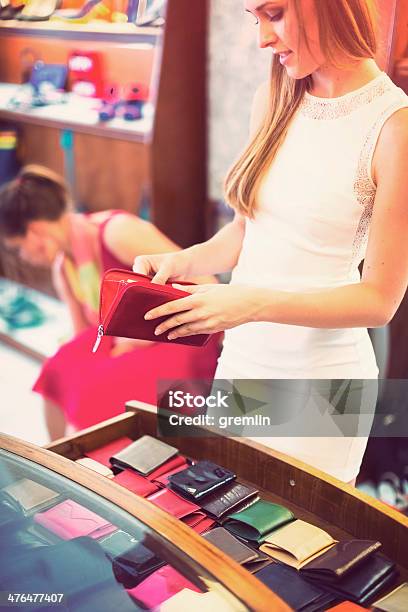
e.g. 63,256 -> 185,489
0,83 -> 153,142
0,19 -> 161,44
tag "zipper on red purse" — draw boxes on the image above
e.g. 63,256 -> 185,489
92,280 -> 128,353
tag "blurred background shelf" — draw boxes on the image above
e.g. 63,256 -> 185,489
0,19 -> 161,43
0,83 -> 152,142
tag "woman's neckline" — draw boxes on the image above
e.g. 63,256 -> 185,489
305,71 -> 388,102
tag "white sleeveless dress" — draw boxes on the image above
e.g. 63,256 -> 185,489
214,72 -> 408,481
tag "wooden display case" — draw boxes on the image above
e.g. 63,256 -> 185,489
1,400 -> 406,610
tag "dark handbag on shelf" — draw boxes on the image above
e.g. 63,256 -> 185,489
93,269 -> 211,352
168,460 -> 236,501
29,61 -> 67,91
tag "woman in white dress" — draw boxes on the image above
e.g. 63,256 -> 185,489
133,0 -> 408,483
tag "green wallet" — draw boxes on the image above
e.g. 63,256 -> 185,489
224,500 -> 295,543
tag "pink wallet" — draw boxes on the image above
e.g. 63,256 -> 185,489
146,455 -> 189,482
33,499 -> 117,540
152,462 -> 191,488
85,437 -> 133,467
112,470 -> 159,498
127,565 -> 200,608
147,489 -> 205,527
188,516 -> 215,534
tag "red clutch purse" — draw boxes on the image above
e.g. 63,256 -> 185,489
92,269 -> 211,352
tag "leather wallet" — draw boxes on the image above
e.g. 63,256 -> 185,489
112,470 -> 158,498
110,435 -> 178,476
147,488 -> 205,527
190,516 -> 215,534
94,268 -> 211,349
3,478 -> 60,513
373,582 -> 408,611
301,539 -> 382,581
260,519 -> 337,569
255,561 -> 338,612
146,455 -> 189,483
85,437 -> 134,467
0,490 -> 27,533
203,527 -> 260,565
200,481 -> 259,520
33,499 -> 117,540
316,553 -> 398,606
151,461 -> 191,487
127,564 -> 201,609
100,528 -> 145,558
100,530 -> 165,589
224,499 -> 295,544
168,460 -> 236,500
75,457 -> 114,478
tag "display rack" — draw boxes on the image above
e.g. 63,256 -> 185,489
0,83 -> 153,142
0,0 -> 208,248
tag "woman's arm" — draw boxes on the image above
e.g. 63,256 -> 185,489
144,109 -> 408,338
52,254 -> 88,335
104,212 -> 245,279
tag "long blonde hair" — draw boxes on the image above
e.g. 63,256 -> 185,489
224,0 -> 378,218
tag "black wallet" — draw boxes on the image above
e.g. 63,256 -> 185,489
110,435 -> 178,476
315,553 -> 398,606
0,490 -> 27,532
300,539 -> 382,581
100,530 -> 165,589
255,562 -> 338,612
168,460 -> 236,500
200,481 -> 259,520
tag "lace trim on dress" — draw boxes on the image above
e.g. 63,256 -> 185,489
300,74 -> 392,120
351,101 -> 407,265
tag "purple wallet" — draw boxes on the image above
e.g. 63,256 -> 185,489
34,499 -> 117,540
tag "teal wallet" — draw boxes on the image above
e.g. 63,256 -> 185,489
224,499 -> 295,543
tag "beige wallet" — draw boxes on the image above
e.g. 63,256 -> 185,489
3,478 -> 60,512
260,519 -> 337,569
75,457 -> 114,478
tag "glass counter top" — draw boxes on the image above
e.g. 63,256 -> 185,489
0,448 -> 247,611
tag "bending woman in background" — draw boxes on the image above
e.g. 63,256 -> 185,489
133,0 -> 408,483
0,165 -> 220,440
